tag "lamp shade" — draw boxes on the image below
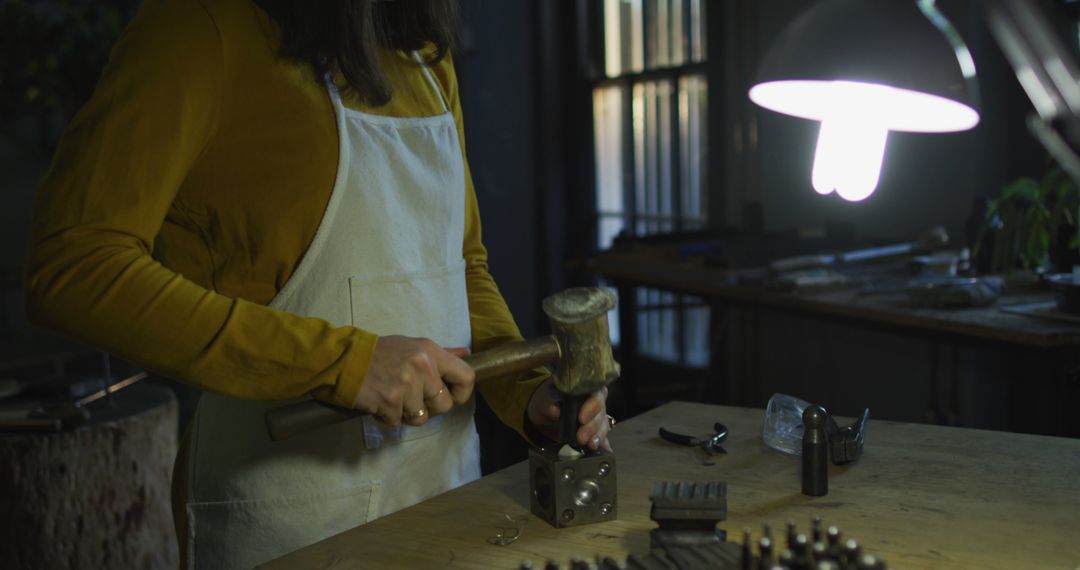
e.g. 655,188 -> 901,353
749,0 -> 980,201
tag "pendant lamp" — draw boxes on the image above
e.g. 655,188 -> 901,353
749,0 -> 980,201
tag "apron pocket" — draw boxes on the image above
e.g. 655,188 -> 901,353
187,484 -> 379,570
347,259 -> 470,347
348,260 -> 472,449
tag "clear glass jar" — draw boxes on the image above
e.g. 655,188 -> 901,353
762,393 -> 811,455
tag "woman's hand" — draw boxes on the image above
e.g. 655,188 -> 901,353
526,378 -> 613,452
356,335 -> 475,427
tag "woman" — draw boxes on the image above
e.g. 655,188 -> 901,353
25,0 -> 611,567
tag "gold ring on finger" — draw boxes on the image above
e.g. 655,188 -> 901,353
424,387 -> 447,401
405,408 -> 427,419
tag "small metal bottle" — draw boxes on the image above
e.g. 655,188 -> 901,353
802,405 -> 829,496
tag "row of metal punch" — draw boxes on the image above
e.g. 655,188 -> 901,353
518,516 -> 889,570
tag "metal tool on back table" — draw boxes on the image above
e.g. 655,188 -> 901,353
0,370 -> 148,431
768,225 -> 948,274
659,422 -> 729,456
264,287 -> 621,528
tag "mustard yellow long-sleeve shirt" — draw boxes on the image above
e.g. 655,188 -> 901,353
25,0 -> 545,436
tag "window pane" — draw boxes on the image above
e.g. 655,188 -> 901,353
632,80 -> 677,236
690,0 -> 705,63
644,81 -> 658,234
631,292 -> 711,366
658,80 -> 673,225
632,82 -> 646,235
635,288 -> 694,364
629,0 -> 645,73
598,215 -> 624,251
662,291 -> 675,359
592,1 -> 711,375
645,0 -> 671,70
601,281 -> 621,347
605,0 -> 700,76
603,0 -> 622,77
636,288 -> 649,354
671,0 -> 685,66
594,86 -> 625,218
643,0 -> 698,71
604,0 -> 645,76
683,301 -> 710,368
679,74 -> 707,226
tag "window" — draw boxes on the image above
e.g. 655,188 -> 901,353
590,0 -> 710,367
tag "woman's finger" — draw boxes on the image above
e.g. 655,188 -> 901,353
578,412 -> 612,450
401,378 -> 429,427
578,390 -> 607,425
432,346 -> 476,405
540,381 -> 561,421
376,398 -> 404,427
576,391 -> 610,450
424,383 -> 453,416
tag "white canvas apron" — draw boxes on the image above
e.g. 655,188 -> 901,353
184,54 -> 481,569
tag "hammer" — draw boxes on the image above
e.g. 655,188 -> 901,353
264,287 -> 620,442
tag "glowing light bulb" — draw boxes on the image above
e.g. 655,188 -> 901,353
811,117 -> 889,202
749,80 -> 979,202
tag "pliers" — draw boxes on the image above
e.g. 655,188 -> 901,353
658,422 -> 729,455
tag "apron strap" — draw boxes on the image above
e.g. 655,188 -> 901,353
412,51 -> 451,114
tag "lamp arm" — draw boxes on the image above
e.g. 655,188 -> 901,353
985,0 -> 1080,189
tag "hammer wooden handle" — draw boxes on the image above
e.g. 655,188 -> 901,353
460,335 -> 560,383
265,336 -> 560,442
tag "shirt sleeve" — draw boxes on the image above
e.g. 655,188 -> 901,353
24,0 -> 372,409
433,54 -> 551,441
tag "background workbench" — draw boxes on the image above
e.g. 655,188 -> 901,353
590,251 -> 1080,348
260,402 -> 1080,569
588,250 -> 1080,438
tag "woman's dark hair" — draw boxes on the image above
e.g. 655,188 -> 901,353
254,0 -> 459,107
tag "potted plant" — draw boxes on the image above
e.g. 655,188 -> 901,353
974,163 -> 1079,282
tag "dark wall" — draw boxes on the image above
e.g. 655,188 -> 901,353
0,118 -> 46,338
456,0 -> 542,338
454,0 -> 548,472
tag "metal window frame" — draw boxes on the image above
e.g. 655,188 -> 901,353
580,0 -> 715,368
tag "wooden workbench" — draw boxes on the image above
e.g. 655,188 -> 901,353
260,402 -> 1080,569
589,251 -> 1080,438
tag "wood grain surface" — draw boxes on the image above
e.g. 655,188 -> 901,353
260,402 -> 1080,569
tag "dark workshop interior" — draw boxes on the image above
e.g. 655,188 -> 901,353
2,0 -> 1079,568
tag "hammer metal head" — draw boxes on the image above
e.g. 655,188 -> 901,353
541,288 -> 620,395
